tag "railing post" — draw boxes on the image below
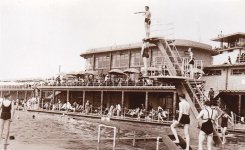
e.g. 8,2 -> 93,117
113,127 -> 116,150
101,91 -> 104,116
133,131 -> 136,147
98,125 -> 101,144
156,137 -> 160,150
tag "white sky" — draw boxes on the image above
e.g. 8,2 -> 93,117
0,0 -> 244,80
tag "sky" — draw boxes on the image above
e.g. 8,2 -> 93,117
0,0 -> 244,80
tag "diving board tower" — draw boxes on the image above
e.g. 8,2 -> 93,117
144,37 -> 222,145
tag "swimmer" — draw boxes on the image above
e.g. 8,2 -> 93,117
170,94 -> 190,150
217,111 -> 232,144
135,6 -> 151,38
188,48 -> 194,79
197,101 -> 218,150
141,42 -> 150,76
0,93 -> 15,145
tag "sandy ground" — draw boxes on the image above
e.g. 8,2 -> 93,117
1,111 -> 244,150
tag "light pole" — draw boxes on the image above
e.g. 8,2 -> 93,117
59,65 -> 61,74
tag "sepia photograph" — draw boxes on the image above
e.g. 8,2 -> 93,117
0,0 -> 245,149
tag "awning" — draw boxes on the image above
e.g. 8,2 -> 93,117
124,68 -> 140,74
109,69 -> 126,75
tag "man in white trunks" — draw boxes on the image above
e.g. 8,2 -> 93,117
170,94 -> 190,150
135,6 -> 151,37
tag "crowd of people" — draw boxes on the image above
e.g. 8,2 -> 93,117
32,98 -> 172,122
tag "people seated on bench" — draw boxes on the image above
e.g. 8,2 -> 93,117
157,106 -> 167,121
61,100 -> 75,112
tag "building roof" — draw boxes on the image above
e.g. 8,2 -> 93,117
211,32 -> 245,42
80,39 -> 213,57
204,63 -> 245,69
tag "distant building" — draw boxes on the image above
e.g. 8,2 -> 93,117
203,32 -> 245,116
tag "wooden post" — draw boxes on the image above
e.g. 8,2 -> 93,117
122,91 -> 124,116
238,94 -> 242,116
128,50 -> 131,68
0,91 -> 2,98
133,131 -> 136,147
16,91 -> 19,99
52,90 -> 55,103
38,90 -> 42,109
109,52 -> 112,70
156,137 -> 160,150
24,91 -> 27,100
145,92 -> 148,111
83,91 -> 86,110
66,90 -> 69,101
42,98 -> 44,109
117,128 -> 120,143
101,91 -> 104,115
173,92 -> 177,118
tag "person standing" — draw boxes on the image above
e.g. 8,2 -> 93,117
0,93 -> 15,145
135,6 -> 151,37
188,48 -> 194,79
208,88 -> 215,101
170,94 -> 190,150
217,111 -> 232,144
141,42 -> 150,76
85,100 -> 90,114
197,101 -> 218,150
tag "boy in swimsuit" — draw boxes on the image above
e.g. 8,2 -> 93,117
134,6 -> 151,38
197,101 -> 218,150
170,94 -> 190,150
0,93 -> 15,145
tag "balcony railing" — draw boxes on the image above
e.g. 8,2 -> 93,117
152,56 -> 203,78
0,85 -> 34,90
40,80 -> 175,87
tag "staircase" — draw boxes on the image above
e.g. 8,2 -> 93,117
182,80 -> 205,113
146,37 -> 223,144
157,39 -> 182,76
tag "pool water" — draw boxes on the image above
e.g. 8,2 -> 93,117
7,111 -> 245,150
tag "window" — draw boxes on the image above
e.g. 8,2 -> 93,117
231,69 -> 245,75
85,57 -> 94,70
204,70 -> 222,76
151,49 -> 162,66
130,51 -> 144,67
111,52 -> 129,68
95,55 -> 110,69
